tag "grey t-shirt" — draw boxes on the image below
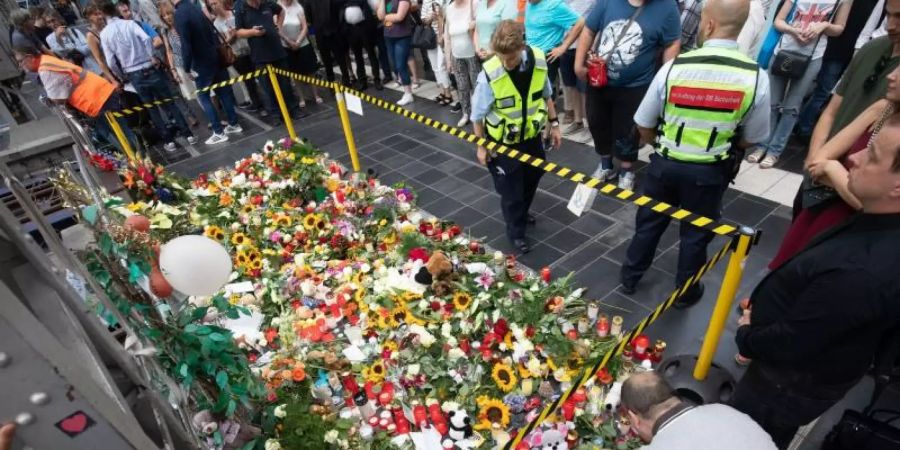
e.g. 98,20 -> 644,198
643,404 -> 777,450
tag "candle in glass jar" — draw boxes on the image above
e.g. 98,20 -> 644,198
611,315 -> 623,336
596,314 -> 610,337
540,266 -> 551,283
587,301 -> 599,321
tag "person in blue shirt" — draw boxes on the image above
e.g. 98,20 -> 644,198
524,0 -> 584,93
574,0 -> 681,191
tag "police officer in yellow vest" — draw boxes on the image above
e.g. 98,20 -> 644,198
472,20 -> 563,254
618,0 -> 770,307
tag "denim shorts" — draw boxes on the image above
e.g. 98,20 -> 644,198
559,48 -> 586,92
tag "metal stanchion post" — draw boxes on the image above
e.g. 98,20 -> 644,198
656,226 -> 757,404
105,112 -> 136,161
266,64 -> 297,141
693,228 -> 755,380
334,86 -> 361,172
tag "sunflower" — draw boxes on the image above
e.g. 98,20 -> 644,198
452,292 -> 473,311
315,218 -> 327,231
231,233 -> 249,246
363,360 -> 386,383
474,396 -> 510,430
303,214 -> 318,230
301,156 -> 317,165
565,354 -> 584,378
383,232 -> 397,245
236,251 -> 249,265
382,341 -> 399,354
376,309 -> 398,329
275,215 -> 292,227
517,363 -> 532,378
250,259 -> 263,270
241,204 -> 255,214
391,306 -> 410,324
204,225 -> 226,241
491,363 -> 517,393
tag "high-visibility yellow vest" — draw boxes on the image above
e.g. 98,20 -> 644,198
657,45 -> 759,163
482,46 -> 548,145
38,55 -> 115,118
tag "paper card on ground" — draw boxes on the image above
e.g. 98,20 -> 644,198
221,310 -> 265,339
224,281 -> 255,294
342,345 -> 366,363
345,93 -> 363,116
409,427 -> 442,450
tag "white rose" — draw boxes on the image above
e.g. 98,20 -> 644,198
273,404 -> 287,418
448,348 -> 466,361
526,357 -> 542,376
324,430 -> 340,444
264,439 -> 282,450
360,263 -> 371,273
257,338 -> 267,347
407,364 -> 421,376
441,323 -> 452,339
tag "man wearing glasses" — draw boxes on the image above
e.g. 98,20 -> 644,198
804,0 -> 900,174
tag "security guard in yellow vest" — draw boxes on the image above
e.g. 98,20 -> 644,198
619,0 -> 770,307
472,20 -> 563,254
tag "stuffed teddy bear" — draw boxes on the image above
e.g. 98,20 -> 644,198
415,251 -> 458,296
539,428 -> 569,450
447,408 -> 473,442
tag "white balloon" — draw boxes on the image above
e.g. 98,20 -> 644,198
159,235 -> 233,296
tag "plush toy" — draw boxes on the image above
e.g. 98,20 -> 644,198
425,251 -> 459,296
539,428 -> 569,450
447,408 -> 473,442
603,382 -> 623,411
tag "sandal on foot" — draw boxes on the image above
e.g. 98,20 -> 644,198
315,96 -> 324,104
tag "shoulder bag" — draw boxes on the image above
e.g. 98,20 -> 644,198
587,4 -> 643,88
770,1 -> 839,79
411,11 -> 437,49
208,16 -> 236,68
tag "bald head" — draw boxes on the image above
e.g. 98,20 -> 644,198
621,371 -> 677,418
699,0 -> 750,43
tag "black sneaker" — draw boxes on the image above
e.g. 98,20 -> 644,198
450,102 -> 462,113
674,282 -> 705,309
374,79 -> 384,90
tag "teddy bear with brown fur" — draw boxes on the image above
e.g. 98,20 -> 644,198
414,251 -> 459,295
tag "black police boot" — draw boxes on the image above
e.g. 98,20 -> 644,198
674,282 -> 705,309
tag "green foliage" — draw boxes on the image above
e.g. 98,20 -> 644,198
396,231 -> 432,257
270,381 -> 330,450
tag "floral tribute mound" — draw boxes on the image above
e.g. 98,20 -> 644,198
66,138 -> 668,450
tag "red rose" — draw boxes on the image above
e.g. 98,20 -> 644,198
493,318 -> 509,338
408,247 -> 430,263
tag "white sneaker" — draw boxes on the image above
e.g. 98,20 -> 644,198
457,116 -> 469,127
594,167 -> 617,182
618,171 -> 636,191
386,80 -> 400,89
224,124 -> 243,135
186,136 -> 198,145
397,93 -> 414,106
562,122 -> 584,135
163,142 -> 177,152
204,133 -> 229,145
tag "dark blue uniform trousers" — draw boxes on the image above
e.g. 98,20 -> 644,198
620,153 -> 729,288
487,137 -> 545,242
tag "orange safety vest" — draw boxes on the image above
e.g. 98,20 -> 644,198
38,55 -> 115,118
517,0 -> 526,22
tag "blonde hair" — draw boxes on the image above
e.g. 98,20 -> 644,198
491,20 -> 526,55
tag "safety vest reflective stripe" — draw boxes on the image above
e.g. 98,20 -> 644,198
658,45 -> 758,163
482,46 -> 548,145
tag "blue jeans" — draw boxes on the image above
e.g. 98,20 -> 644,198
762,57 -> 822,157
376,32 -> 393,80
795,59 -> 848,137
385,35 -> 412,86
195,68 -> 238,135
127,66 -> 192,143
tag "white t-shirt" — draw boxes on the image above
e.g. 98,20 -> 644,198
280,1 -> 309,47
776,0 -> 839,60
39,70 -> 74,101
642,404 -> 777,450
445,1 -> 476,59
214,14 -> 251,57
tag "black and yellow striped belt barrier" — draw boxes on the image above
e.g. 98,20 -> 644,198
110,67 -> 270,118
503,237 -> 737,449
269,68 -> 742,238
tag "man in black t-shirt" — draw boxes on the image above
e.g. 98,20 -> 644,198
234,0 -> 300,120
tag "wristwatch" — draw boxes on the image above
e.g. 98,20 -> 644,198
549,117 -> 560,128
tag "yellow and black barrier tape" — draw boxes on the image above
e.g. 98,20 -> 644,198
503,238 -> 734,449
270,68 -> 740,237
110,67 -> 269,118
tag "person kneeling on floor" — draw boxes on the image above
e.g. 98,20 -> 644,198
621,371 -> 776,450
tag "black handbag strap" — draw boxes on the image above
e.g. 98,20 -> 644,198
598,5 -> 643,59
